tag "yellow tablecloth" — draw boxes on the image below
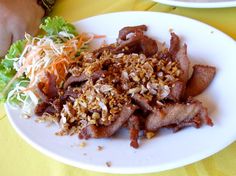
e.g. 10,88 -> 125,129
1,0 -> 236,175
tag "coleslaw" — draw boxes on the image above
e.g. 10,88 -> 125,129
0,16 -> 94,116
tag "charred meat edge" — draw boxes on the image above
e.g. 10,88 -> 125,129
145,99 -> 213,132
79,104 -> 137,139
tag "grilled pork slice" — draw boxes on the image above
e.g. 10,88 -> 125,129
63,70 -> 107,89
167,81 -> 185,102
118,25 -> 147,40
175,44 -> 190,84
169,32 -> 180,59
167,33 -> 190,102
185,65 -> 216,98
35,98 -> 63,116
37,72 -> 59,102
79,104 -> 137,139
145,99 -> 213,132
169,32 -> 190,84
132,94 -> 153,112
114,25 -> 158,57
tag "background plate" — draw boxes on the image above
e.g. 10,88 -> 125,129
152,0 -> 236,8
5,12 -> 236,174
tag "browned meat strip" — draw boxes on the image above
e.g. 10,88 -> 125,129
51,99 -> 63,112
79,104 -> 137,139
174,44 -> 190,83
114,34 -> 141,54
114,34 -> 158,57
62,88 -> 79,100
145,99 -> 212,132
132,94 -> 152,111
35,102 -> 56,116
167,81 -> 185,102
63,70 -> 107,89
118,25 -> 147,40
35,98 -> 62,116
172,115 -> 202,132
184,65 -> 216,98
169,32 -> 180,59
36,84 -> 48,102
35,102 -> 48,116
37,72 -> 58,101
128,115 -> 140,148
140,36 -> 158,57
35,73 -> 61,116
169,33 -> 189,84
63,74 -> 87,89
114,25 -> 158,57
167,33 -> 190,100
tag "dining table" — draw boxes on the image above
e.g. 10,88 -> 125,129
0,0 -> 236,175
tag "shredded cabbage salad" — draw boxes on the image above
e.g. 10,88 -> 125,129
0,16 -> 94,117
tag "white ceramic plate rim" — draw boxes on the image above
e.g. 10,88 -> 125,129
152,0 -> 236,8
5,11 -> 236,174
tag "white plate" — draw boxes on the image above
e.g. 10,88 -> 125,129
5,12 -> 236,174
152,0 -> 236,8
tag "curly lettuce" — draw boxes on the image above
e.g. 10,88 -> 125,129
0,40 -> 27,102
2,40 -> 26,69
40,16 -> 78,36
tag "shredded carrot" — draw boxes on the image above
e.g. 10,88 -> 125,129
94,34 -> 106,39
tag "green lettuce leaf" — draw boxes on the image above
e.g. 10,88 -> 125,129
0,40 -> 26,102
0,65 -> 15,97
40,16 -> 78,36
0,67 -> 16,102
2,40 -> 26,70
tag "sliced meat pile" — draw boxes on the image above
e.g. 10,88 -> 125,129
35,25 -> 216,148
